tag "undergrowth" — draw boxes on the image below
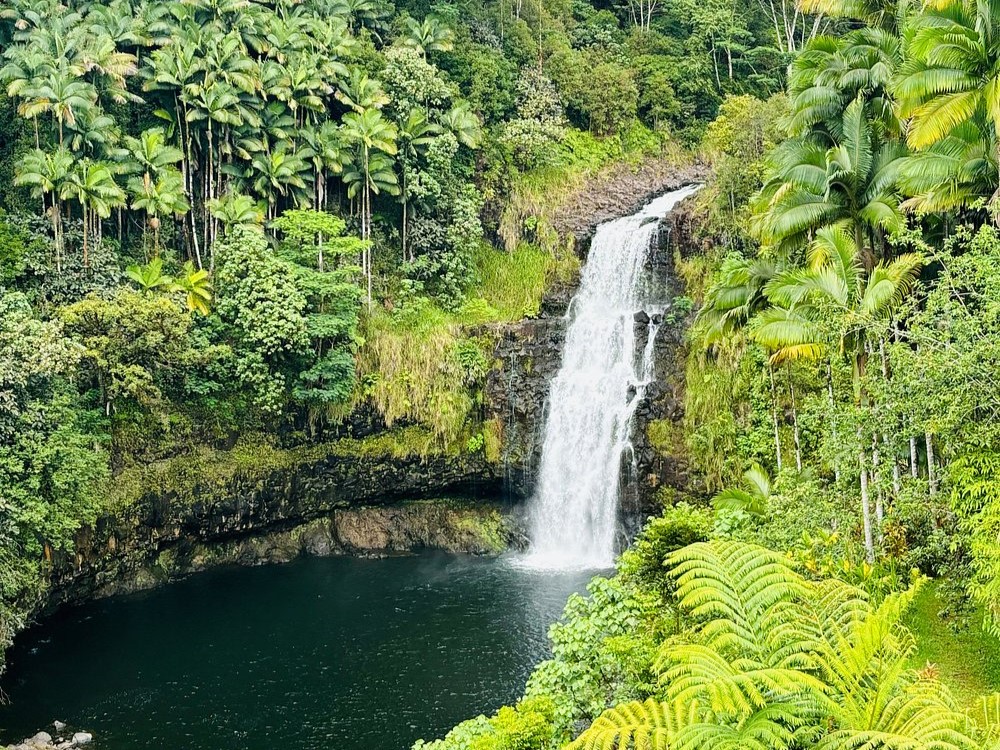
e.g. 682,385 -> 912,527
499,124 -> 686,251
905,580 -> 1000,711
359,241 -> 578,443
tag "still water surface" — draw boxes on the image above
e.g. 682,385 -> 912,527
0,553 -> 594,749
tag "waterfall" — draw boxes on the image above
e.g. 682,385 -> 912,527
522,185 -> 699,569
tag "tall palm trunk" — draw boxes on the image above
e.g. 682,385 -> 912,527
872,433 -> 883,525
885,434 -> 901,497
859,443 -> 875,563
82,204 -> 89,268
50,197 -> 62,273
854,352 -> 874,562
787,371 -> 802,472
769,365 -> 782,471
925,432 -> 937,494
827,361 -> 840,482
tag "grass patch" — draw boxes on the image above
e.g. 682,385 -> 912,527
359,242 -> 580,442
464,244 -> 551,321
358,303 -> 474,444
648,418 -> 684,456
457,243 -> 579,323
905,579 -> 1000,710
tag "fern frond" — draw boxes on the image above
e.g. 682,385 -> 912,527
566,699 -> 698,750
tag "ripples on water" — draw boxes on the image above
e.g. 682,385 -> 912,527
0,553 -> 599,750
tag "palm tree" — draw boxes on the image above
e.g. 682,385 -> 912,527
396,108 -> 440,260
798,0 -> 904,30
754,97 -> 907,265
696,255 -> 783,346
696,255 -> 789,469
247,141 -> 313,220
124,127 -> 185,181
188,80 -> 246,245
896,121 -> 997,214
753,225 -> 922,560
18,70 -> 97,147
401,15 -> 454,59
325,0 -> 387,34
438,101 -> 482,149
712,464 -> 772,514
14,147 -> 73,271
172,260 -> 213,315
65,105 -> 120,156
127,170 -> 190,255
207,191 -> 265,230
125,256 -> 173,291
341,107 -> 398,304
786,26 -> 902,139
335,69 -> 389,114
61,159 -> 127,267
300,120 -> 346,210
894,0 -> 1000,214
77,32 -> 139,105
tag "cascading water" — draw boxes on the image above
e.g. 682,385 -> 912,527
523,185 -> 699,569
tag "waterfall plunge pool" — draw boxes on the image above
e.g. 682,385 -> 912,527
0,553 -> 596,749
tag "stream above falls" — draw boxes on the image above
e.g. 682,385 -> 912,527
0,553 -> 594,750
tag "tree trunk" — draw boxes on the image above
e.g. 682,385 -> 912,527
910,436 -> 919,478
885,433 -> 901,497
788,373 -> 802,472
827,362 -> 840,482
872,433 -> 883,525
82,206 -> 89,268
860,453 -> 875,563
925,432 -> 937,494
50,198 -> 62,274
769,365 -> 783,471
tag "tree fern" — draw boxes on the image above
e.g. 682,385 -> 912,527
666,542 -> 810,658
564,542 -> 975,750
566,699 -> 696,750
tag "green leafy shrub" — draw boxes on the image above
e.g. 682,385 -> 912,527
618,503 -> 712,595
524,576 -> 664,740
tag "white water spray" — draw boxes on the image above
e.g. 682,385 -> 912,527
522,185 -> 699,569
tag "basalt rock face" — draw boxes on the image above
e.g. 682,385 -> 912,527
484,316 -> 566,500
625,216 -> 697,512
550,161 -> 709,248
46,450 -> 506,609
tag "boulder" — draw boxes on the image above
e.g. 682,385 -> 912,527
53,722 -> 66,733
30,734 -> 52,745
633,310 -> 650,324
71,733 -> 92,746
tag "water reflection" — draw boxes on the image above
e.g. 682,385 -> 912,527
0,553 -> 595,750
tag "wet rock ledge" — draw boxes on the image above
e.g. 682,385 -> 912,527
41,430 -> 513,612
7,727 -> 91,750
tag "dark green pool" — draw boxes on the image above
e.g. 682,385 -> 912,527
0,553 -> 594,749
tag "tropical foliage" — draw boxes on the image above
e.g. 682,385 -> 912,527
419,537 -> 992,750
